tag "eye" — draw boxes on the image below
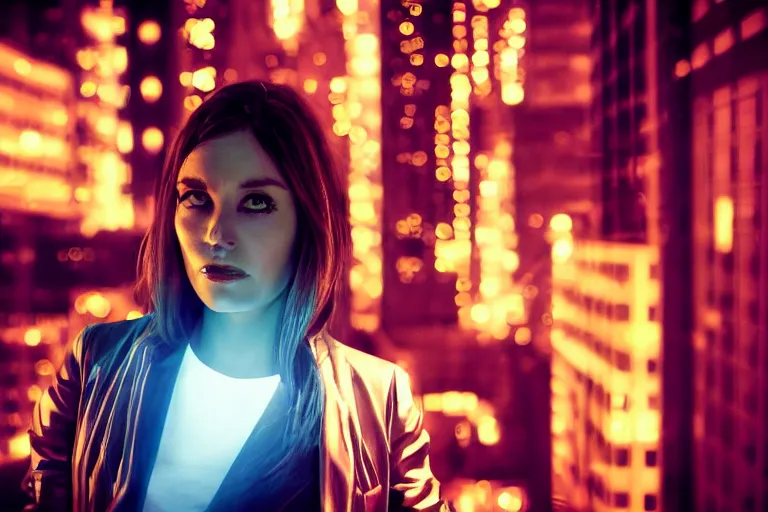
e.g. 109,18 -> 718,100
178,190 -> 210,208
241,193 -> 277,214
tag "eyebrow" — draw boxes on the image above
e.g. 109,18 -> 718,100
177,176 -> 287,190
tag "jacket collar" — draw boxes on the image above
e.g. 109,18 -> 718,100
312,333 -> 355,512
107,321 -> 356,512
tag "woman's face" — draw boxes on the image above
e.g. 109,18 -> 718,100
174,130 -> 297,314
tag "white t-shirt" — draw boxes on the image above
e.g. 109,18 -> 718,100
142,344 -> 280,512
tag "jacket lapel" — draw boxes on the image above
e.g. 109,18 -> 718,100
312,333 -> 355,512
205,382 -> 298,511
107,335 -> 187,511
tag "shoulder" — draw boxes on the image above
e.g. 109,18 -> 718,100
321,333 -> 412,400
327,335 -> 402,379
79,314 -> 154,369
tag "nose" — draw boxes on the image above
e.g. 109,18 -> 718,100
204,212 -> 237,254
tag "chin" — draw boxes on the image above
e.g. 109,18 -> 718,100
199,294 -> 264,314
192,282 -> 263,314
188,273 -> 290,315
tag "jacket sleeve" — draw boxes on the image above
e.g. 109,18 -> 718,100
389,366 -> 453,512
22,326 -> 90,511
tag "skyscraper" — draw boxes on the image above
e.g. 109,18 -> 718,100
553,0 -> 768,510
549,0 -> 675,510
688,0 -> 768,510
0,0 -> 144,463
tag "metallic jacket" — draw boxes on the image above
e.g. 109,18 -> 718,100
24,315 -> 452,512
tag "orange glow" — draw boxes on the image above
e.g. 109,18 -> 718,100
552,238 -> 574,263
438,1 -> 475,329
336,0 -> 357,16
504,251 -> 520,273
675,59 -> 691,78
34,360 -> 54,376
471,50 -> 490,68
75,187 -> 91,202
141,127 -> 164,154
80,7 -> 114,42
714,195 -> 733,252
24,328 -> 42,346
139,75 -> 163,103
137,20 -> 162,45
51,110 -> 69,126
470,304 -> 491,324
111,16 -> 126,36
339,3 -> 382,332
436,222 -> 454,240
80,81 -> 97,98
509,18 -> 526,33
474,142 -> 518,338
477,416 -> 500,445
2,43 -> 71,98
192,66 -> 216,93
469,14 -> 491,96
188,18 -> 216,50
514,327 -> 531,345
76,49 -> 97,70
498,8 -> 526,106
27,385 -> 42,402
399,21 -> 415,36
506,293 -> 525,325
270,0 -> 305,52
111,45 -> 128,74
313,52 -> 327,66
497,490 -> 523,512
508,34 -> 525,50
329,76 -> 347,93
116,121 -> 133,154
18,130 -> 43,155
180,71 -> 192,87
528,213 -> 544,228
85,293 -> 111,318
549,213 -> 573,233
13,58 -> 31,76
223,68 -> 238,83
451,53 -> 469,71
303,78 -> 318,94
502,82 -> 524,105
9,433 -> 30,459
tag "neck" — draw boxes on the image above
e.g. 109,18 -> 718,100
193,299 -> 284,379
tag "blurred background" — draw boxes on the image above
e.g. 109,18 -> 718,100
0,0 -> 766,510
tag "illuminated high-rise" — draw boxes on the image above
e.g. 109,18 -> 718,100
0,41 -> 80,462
0,0 -> 141,463
551,0 -> 768,510
688,0 -> 768,510
548,0 -> 677,510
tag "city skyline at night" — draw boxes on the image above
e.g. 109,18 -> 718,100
0,0 -> 767,511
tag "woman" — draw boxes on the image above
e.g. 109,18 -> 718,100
24,81 -> 451,512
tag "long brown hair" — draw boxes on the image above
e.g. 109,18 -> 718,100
135,80 -> 349,478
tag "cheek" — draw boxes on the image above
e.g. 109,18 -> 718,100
174,212 -> 201,259
243,219 -> 296,276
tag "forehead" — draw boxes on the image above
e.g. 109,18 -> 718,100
178,131 -> 282,186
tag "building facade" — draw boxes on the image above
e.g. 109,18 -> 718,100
549,0 -> 676,510
552,240 -> 661,512
0,0 -> 149,463
688,0 -> 768,511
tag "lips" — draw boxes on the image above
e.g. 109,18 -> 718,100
200,264 -> 248,283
